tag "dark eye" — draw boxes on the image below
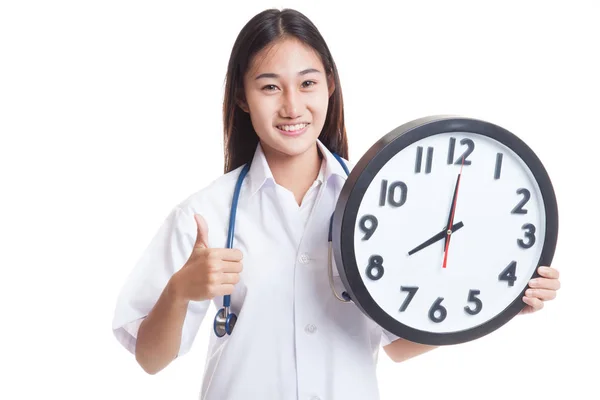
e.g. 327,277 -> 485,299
262,84 -> 278,91
302,80 -> 316,88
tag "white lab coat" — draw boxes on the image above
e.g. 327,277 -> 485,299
112,139 -> 400,400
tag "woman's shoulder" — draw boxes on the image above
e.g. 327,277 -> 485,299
175,165 -> 246,217
157,165 -> 246,248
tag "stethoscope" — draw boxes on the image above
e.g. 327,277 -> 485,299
213,153 -> 353,337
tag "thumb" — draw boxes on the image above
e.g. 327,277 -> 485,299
193,214 -> 210,249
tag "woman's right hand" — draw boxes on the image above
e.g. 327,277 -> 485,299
171,214 -> 243,303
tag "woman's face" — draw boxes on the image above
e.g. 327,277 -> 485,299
241,37 -> 334,161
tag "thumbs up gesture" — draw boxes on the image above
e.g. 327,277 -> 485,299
172,214 -> 243,303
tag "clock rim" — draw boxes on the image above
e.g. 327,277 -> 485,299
331,115 -> 559,345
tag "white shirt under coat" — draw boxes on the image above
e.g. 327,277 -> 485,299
112,139 -> 400,400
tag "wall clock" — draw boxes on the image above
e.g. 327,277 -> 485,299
331,115 -> 559,345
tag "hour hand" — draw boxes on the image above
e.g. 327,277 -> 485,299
408,222 -> 464,256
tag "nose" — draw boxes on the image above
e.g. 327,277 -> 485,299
280,90 -> 302,119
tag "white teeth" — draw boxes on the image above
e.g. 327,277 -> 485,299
277,123 -> 307,131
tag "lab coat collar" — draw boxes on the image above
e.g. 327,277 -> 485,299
316,138 -> 348,182
247,138 -> 348,198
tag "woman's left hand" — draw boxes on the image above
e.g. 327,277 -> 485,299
520,265 -> 561,315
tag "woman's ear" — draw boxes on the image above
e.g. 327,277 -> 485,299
327,72 -> 336,98
236,93 -> 249,113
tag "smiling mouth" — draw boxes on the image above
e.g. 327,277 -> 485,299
276,123 -> 309,132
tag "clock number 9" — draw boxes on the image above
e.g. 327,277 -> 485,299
428,297 -> 447,323
518,223 -> 536,249
358,214 -> 378,240
366,255 -> 384,280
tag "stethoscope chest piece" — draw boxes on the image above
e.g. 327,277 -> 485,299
214,307 -> 237,337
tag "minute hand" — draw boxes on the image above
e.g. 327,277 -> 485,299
408,222 -> 464,256
444,173 -> 461,251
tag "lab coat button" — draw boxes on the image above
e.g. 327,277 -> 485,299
305,324 -> 317,334
299,253 -> 310,264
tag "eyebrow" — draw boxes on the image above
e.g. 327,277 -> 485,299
255,68 -> 322,80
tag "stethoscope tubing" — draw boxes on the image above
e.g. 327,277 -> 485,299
224,163 -> 251,309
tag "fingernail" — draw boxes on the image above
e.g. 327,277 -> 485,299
529,279 -> 537,287
525,289 -> 534,297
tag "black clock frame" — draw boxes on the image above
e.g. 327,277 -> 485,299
331,115 -> 559,345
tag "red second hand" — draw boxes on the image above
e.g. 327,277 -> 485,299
443,156 -> 465,269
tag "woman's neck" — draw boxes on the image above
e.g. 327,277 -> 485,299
262,142 -> 323,206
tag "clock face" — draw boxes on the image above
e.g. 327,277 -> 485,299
333,117 -> 558,345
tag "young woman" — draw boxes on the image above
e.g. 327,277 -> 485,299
112,8 -> 561,400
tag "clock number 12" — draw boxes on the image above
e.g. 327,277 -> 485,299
448,137 -> 475,165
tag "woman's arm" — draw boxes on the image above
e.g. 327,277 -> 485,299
383,338 -> 438,363
134,276 -> 189,375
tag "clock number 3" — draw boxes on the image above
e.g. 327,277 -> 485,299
518,223 -> 536,249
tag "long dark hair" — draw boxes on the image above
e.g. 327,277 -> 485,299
222,8 -> 348,173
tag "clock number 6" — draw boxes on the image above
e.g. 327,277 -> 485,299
428,297 -> 447,323
366,255 -> 384,280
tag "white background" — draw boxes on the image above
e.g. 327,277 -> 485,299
1,1 -> 598,399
